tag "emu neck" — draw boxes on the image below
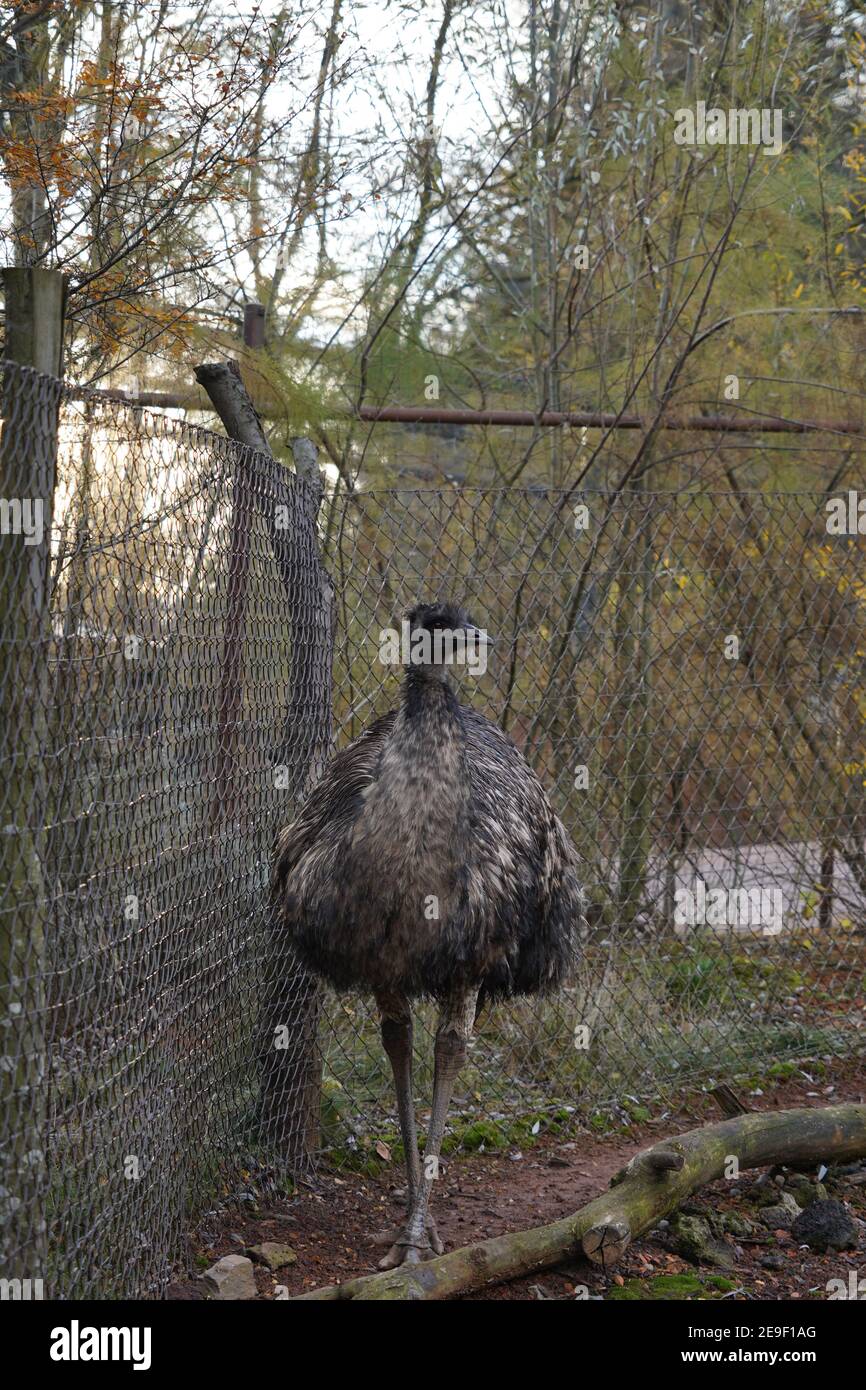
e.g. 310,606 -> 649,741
403,664 -> 460,721
356,667 -> 465,875
394,666 -> 465,838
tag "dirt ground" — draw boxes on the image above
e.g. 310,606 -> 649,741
169,1058 -> 866,1301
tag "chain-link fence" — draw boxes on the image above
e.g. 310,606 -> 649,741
0,361 -> 323,1297
318,484 -> 865,1165
1,358 -> 864,1298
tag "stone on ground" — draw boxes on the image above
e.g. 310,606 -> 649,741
790,1200 -> 858,1253
247,1241 -> 298,1271
201,1253 -> 258,1299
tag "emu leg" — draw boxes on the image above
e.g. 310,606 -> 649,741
371,994 -> 443,1256
379,987 -> 478,1270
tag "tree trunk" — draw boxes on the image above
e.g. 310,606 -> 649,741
291,1103 -> 866,1300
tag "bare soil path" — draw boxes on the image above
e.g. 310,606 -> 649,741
168,1058 -> 866,1301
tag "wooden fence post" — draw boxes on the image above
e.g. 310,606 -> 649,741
3,267 -> 66,375
243,303 -> 266,350
211,401 -> 253,826
265,435 -> 334,1167
193,360 -> 333,1175
0,267 -> 66,1284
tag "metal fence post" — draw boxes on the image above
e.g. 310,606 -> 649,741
0,267 -> 66,1285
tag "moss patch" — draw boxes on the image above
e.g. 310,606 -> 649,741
607,1272 -> 737,1301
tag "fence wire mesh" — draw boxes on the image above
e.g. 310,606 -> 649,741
0,359 -> 863,1298
0,361 -> 322,1298
317,485 -> 865,1165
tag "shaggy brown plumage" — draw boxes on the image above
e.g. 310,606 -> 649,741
273,602 -> 584,1001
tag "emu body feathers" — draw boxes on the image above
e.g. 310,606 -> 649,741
273,669 -> 584,1002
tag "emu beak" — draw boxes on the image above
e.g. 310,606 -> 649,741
463,625 -> 495,646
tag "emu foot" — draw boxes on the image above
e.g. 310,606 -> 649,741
371,1214 -> 444,1269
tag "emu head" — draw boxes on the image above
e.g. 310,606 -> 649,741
404,600 -> 492,678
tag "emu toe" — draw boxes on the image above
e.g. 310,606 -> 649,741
373,1214 -> 444,1268
377,1231 -> 439,1270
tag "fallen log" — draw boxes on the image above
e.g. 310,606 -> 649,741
291,1103 -> 866,1300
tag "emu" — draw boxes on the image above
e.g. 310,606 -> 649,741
273,602 -> 584,1268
